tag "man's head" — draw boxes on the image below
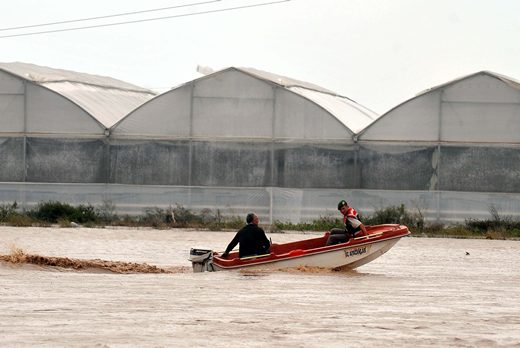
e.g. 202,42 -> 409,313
246,213 -> 258,224
338,200 -> 349,215
338,200 -> 348,210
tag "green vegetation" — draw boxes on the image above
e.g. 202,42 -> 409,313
138,205 -> 243,230
0,201 -> 244,230
361,204 -> 424,230
1,201 -> 519,240
272,216 -> 342,233
273,204 -> 520,240
29,201 -> 98,224
0,202 -> 34,227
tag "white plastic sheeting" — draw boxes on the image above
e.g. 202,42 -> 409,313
273,88 -> 354,140
242,67 -> 379,134
45,81 -> 155,129
359,71 -> 520,143
25,84 -> 102,134
0,62 -> 156,131
0,71 -> 25,133
113,67 -> 378,139
287,86 -> 377,134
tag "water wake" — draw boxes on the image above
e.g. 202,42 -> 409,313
0,246 -> 189,274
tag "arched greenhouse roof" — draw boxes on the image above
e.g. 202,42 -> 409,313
238,67 -> 379,134
415,70 -> 520,96
113,67 -> 378,138
357,71 -> 520,143
0,62 -> 156,129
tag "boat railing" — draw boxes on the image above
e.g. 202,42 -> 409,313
353,231 -> 384,241
239,253 -> 271,261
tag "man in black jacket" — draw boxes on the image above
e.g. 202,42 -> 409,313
220,213 -> 270,258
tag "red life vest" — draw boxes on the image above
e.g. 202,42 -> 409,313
343,207 -> 358,225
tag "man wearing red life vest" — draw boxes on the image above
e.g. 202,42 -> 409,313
326,200 -> 368,245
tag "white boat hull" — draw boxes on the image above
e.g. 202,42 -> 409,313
210,236 -> 401,271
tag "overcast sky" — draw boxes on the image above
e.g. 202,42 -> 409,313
2,0 -> 519,114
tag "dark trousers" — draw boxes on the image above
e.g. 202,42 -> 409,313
326,228 -> 348,245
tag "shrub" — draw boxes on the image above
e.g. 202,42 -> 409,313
112,215 -> 140,227
29,201 -> 72,222
57,217 -> 71,227
96,200 -> 117,224
273,216 -> 342,232
206,215 -> 244,231
171,204 -> 203,226
7,214 -> 33,227
29,201 -> 99,224
0,202 -> 19,222
221,215 -> 245,229
70,204 -> 98,223
140,207 -> 169,229
465,205 -> 520,237
362,204 -> 424,230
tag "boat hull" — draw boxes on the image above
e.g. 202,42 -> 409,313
211,236 -> 402,271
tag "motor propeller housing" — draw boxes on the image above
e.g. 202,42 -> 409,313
189,248 -> 214,272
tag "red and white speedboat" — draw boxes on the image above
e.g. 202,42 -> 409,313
189,224 -> 410,272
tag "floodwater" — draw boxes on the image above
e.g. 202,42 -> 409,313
1,226 -> 519,348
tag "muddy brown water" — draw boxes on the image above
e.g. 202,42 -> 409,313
1,226 -> 519,347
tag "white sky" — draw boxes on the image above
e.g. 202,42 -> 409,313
2,0 -> 520,114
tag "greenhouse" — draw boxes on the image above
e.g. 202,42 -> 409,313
3,63 -> 518,223
356,71 -> 520,222
111,67 -> 378,221
0,64 -> 378,222
0,62 -> 156,211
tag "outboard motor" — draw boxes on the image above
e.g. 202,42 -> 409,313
189,248 -> 214,272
